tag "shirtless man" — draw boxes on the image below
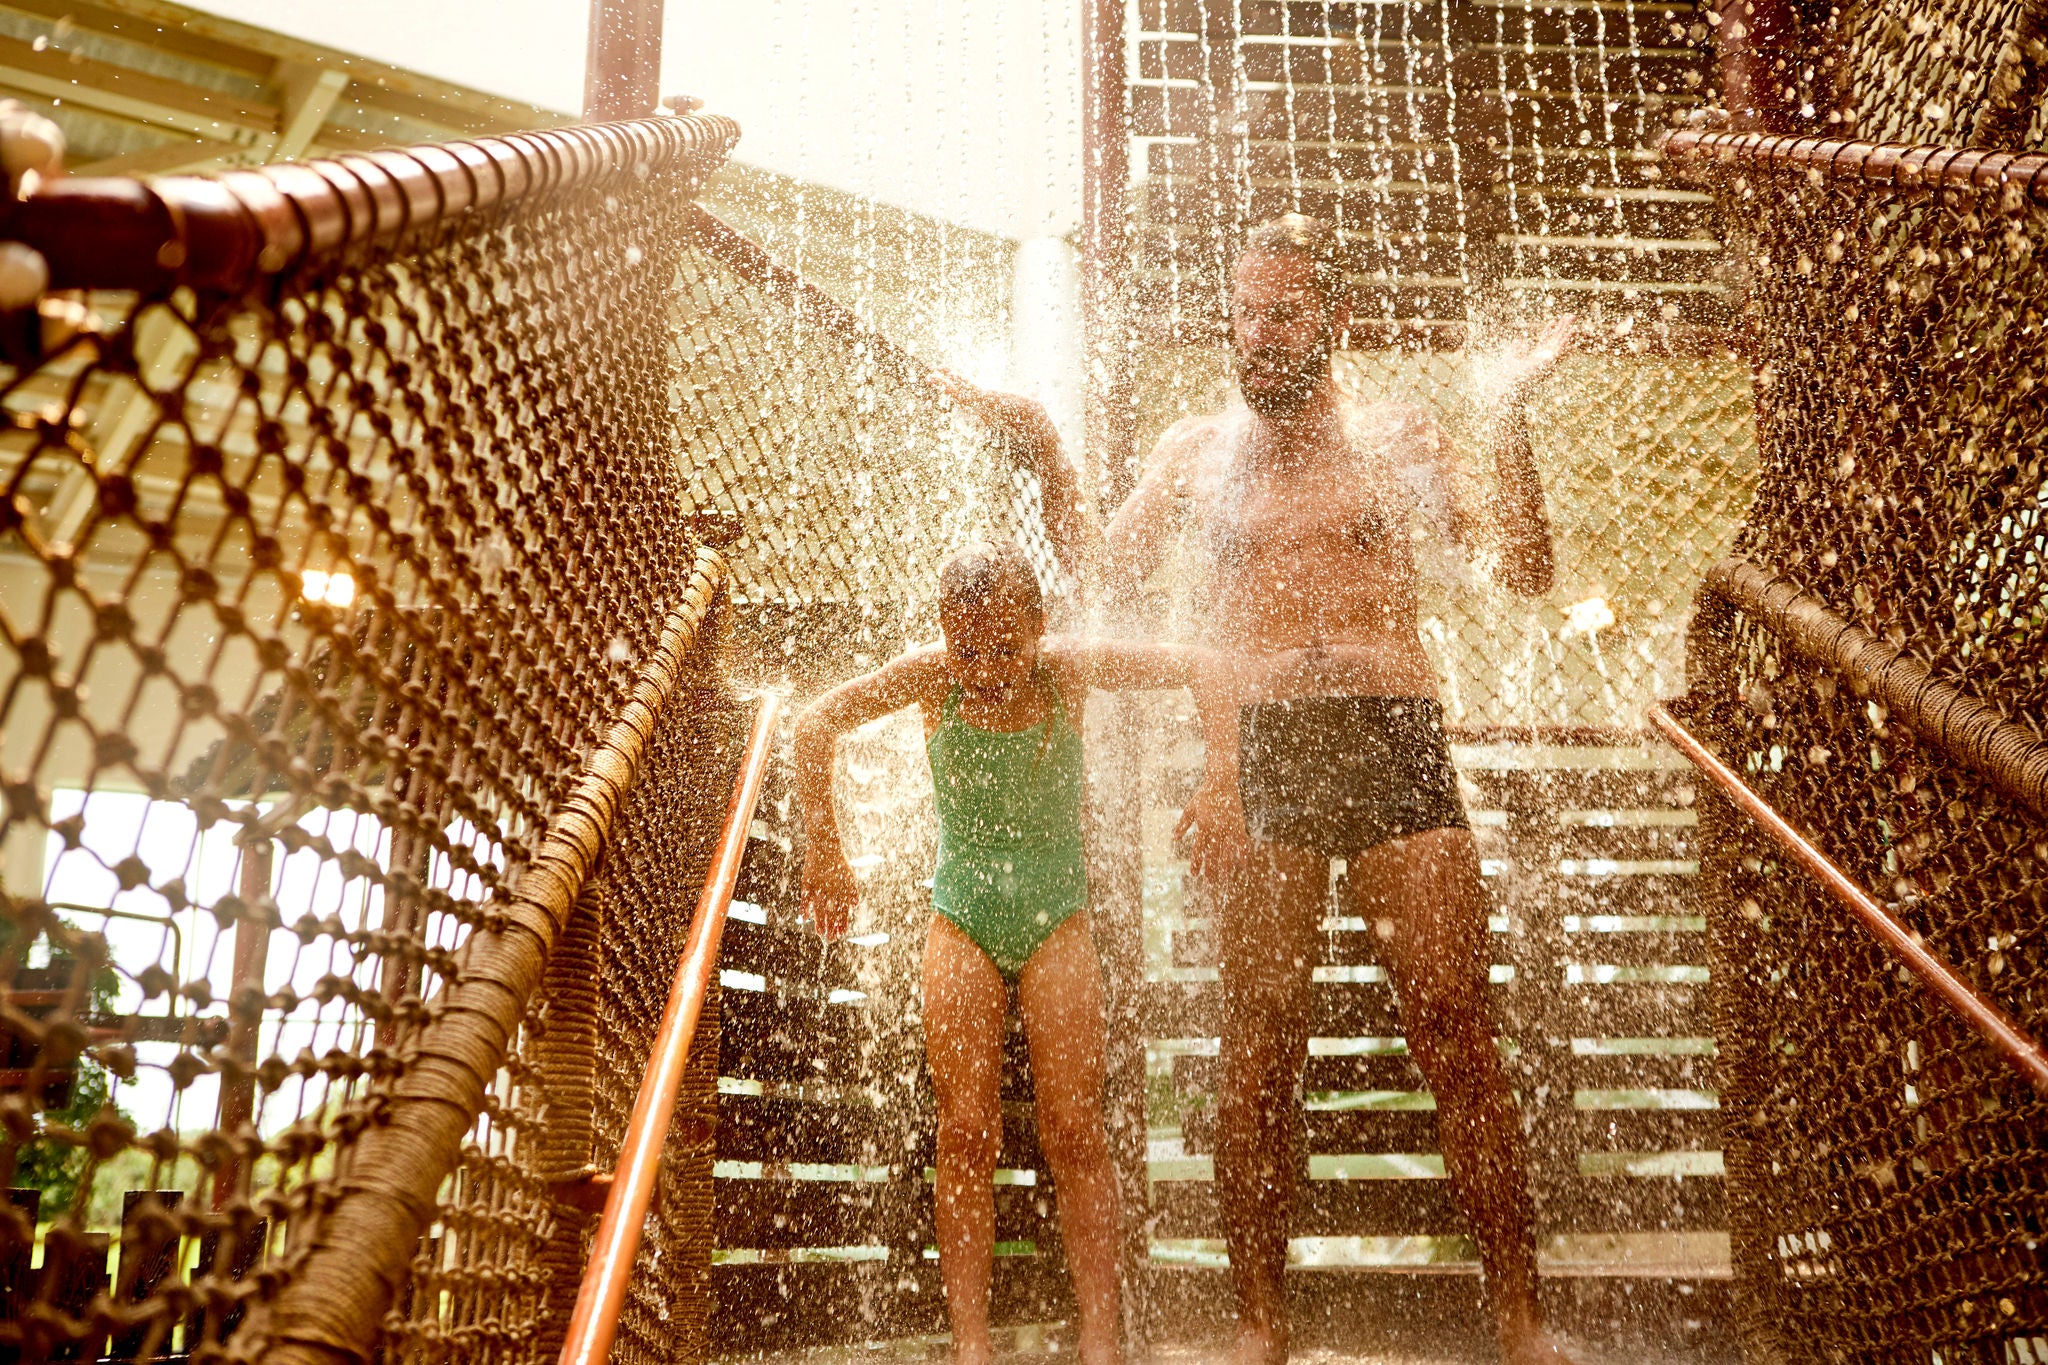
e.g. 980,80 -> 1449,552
1101,215 -> 1577,1365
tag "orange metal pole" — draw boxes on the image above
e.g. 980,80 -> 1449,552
1648,702 -> 2048,1095
557,693 -> 782,1365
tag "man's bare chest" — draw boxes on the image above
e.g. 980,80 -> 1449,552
1201,460 -> 1408,564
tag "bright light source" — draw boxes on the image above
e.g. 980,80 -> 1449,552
300,569 -> 355,608
1561,595 -> 1615,639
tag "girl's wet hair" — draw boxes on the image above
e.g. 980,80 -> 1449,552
939,542 -> 1043,621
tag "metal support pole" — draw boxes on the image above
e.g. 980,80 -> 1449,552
584,0 -> 665,122
1712,0 -> 1800,133
1081,5 -> 1152,1356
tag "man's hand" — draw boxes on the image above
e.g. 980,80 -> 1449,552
1498,314 -> 1578,406
800,840 -> 860,941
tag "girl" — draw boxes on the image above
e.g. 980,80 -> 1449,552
796,541 -> 1207,1365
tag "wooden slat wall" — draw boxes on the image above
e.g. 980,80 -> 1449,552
709,763 -> 1074,1356
1134,726 -> 1733,1352
1126,0 -> 1725,340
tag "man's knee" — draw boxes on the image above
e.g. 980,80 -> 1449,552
1402,996 -> 1504,1092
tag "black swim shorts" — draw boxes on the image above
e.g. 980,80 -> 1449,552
1237,696 -> 1469,856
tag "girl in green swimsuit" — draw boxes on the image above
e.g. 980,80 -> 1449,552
796,541 -> 1210,1365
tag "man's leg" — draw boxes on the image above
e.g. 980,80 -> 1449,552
1214,842 -> 1325,1365
1348,826 -> 1571,1365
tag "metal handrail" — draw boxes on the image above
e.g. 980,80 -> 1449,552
1647,701 -> 2048,1095
558,691 -> 783,1365
1,112 -> 739,296
1662,127 -> 2048,200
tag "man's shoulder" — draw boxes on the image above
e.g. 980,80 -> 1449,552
1145,410 -> 1236,476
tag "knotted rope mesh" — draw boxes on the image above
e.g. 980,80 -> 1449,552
673,210 -> 1064,629
0,116 -> 706,1362
1668,132 -> 2048,1360
0,105 -> 1053,1362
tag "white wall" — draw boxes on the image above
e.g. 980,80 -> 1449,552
666,2 -> 1082,240
186,0 -> 1083,241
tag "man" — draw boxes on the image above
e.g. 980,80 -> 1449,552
1101,215 -> 1577,1365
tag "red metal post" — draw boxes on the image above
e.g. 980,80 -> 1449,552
1712,0 -> 1800,133
584,0 -> 666,122
557,694 -> 782,1365
1649,703 -> 2048,1095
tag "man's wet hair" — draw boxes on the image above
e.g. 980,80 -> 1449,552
1241,214 -> 1351,316
939,542 -> 1044,621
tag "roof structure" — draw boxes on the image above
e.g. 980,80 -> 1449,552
0,0 -> 570,176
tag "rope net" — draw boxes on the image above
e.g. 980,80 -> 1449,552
673,215 -> 1065,629
1671,134 -> 2048,1360
0,107 -> 1052,1360
0,119 -> 671,1361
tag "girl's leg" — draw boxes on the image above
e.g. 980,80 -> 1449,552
1016,913 -> 1120,1365
924,914 -> 1010,1365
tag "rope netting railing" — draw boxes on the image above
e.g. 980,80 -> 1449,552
1664,128 -> 2048,1360
676,205 -> 1068,636
0,112 -> 737,1363
0,96 -> 1065,1361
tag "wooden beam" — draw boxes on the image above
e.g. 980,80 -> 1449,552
72,136 -> 221,176
583,0 -> 664,121
348,82 -> 556,135
0,0 -> 270,79
270,60 -> 348,160
73,0 -> 566,127
0,31 -> 276,141
1080,0 -> 1135,507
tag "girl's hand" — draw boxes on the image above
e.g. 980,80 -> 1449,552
1175,768 -> 1253,889
800,841 -> 860,940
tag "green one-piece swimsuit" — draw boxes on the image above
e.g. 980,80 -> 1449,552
927,673 -> 1088,979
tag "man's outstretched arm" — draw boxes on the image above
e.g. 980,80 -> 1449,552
932,372 -> 1098,585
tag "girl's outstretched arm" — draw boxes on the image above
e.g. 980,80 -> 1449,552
1050,637 -> 1219,694
794,648 -> 943,937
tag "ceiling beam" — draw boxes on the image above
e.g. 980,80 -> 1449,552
72,136 -> 222,176
0,31 -> 275,141
271,60 -> 349,160
63,0 -> 565,127
0,0 -> 269,79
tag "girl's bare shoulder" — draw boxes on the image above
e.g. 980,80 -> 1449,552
887,643 -> 952,697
